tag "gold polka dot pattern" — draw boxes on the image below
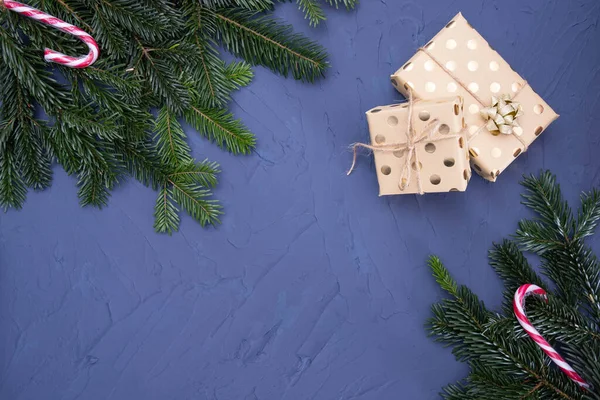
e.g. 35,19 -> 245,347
389,12 -> 558,183
468,82 -> 479,93
467,61 -> 478,71
364,98 -> 471,195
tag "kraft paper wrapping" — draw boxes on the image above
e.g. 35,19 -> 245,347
390,12 -> 558,182
365,97 -> 470,195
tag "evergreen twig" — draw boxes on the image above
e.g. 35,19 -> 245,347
0,0 -> 354,232
428,171 -> 600,399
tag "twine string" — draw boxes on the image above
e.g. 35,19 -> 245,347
348,90 -> 460,194
417,47 -> 529,150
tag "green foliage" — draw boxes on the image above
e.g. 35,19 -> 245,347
323,0 -> 359,10
296,0 -> 326,27
0,0 -> 354,233
184,105 -> 256,154
154,107 -> 192,166
208,8 -> 328,81
428,171 -> 600,399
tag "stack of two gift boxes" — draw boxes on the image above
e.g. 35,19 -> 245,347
362,13 -> 558,196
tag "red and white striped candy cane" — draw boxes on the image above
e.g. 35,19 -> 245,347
514,284 -> 589,389
1,0 -> 99,68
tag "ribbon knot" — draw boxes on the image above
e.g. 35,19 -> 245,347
348,91 -> 460,195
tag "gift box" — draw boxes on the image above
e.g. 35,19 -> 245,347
390,12 -> 558,182
363,97 -> 471,195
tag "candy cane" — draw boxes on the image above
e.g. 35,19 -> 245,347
513,284 -> 589,389
1,0 -> 99,68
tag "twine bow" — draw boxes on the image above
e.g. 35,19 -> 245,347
347,90 -> 460,194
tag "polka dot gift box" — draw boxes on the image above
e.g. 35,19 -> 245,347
390,12 -> 558,182
363,97 -> 471,195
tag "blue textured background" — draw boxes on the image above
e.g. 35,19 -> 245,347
1,1 -> 600,399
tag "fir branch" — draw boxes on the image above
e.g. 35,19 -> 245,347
464,361 -> 540,399
563,342 -> 600,397
428,259 -> 584,400
184,105 -> 256,154
133,38 -> 192,113
520,171 -> 574,245
0,0 -> 347,232
296,0 -> 326,27
13,118 -> 52,190
543,241 -> 600,325
91,0 -> 177,42
323,0 -> 358,9
575,189 -> 600,241
489,240 -> 548,308
525,297 -> 600,345
154,183 -> 180,234
49,123 -> 121,207
191,38 -> 230,108
154,107 -> 192,165
0,27 -> 68,110
429,256 -> 458,296
516,219 -> 566,254
81,66 -> 144,104
76,164 -> 113,208
211,8 -> 329,81
75,139 -> 121,208
224,61 -> 254,89
113,139 -> 164,189
169,180 -> 222,227
167,159 -> 220,188
0,119 -> 10,151
516,171 -> 600,324
518,173 -> 600,324
0,143 -> 28,210
59,107 -> 121,141
440,383 -> 475,400
199,0 -> 274,10
429,172 -> 600,399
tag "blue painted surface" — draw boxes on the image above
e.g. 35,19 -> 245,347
1,1 -> 599,399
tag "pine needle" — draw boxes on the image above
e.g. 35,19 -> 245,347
211,8 -> 329,82
0,0 -> 353,232
296,0 -> 326,27
427,171 -> 600,399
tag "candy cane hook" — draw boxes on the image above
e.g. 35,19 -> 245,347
513,284 -> 590,389
1,0 -> 99,68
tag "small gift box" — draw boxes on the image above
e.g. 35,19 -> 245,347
357,96 -> 470,195
390,12 -> 558,182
